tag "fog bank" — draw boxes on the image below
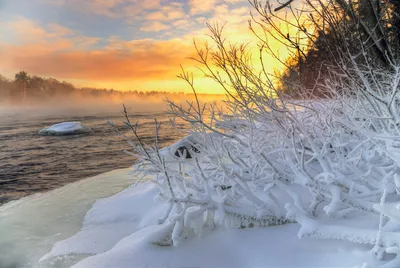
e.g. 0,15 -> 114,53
0,92 -> 226,119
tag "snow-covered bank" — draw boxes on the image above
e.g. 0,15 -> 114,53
0,168 -> 137,268
39,179 -> 383,268
39,122 -> 92,136
39,182 -> 164,264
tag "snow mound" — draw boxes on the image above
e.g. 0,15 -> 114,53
39,179 -> 383,268
39,121 -> 92,136
70,223 -> 380,268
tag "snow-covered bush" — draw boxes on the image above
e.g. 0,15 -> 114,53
112,1 -> 400,266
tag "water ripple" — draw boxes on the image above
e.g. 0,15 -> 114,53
0,113 -> 184,205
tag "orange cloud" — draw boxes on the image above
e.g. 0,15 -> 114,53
3,18 -> 77,47
189,0 -> 217,15
0,1 -> 295,94
140,21 -> 170,32
146,11 -> 165,21
0,39 -> 195,81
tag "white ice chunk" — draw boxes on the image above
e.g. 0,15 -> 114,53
39,121 -> 92,136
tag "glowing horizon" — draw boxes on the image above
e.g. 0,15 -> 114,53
0,0 -> 289,94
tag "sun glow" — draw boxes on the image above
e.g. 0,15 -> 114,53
0,0 -> 296,94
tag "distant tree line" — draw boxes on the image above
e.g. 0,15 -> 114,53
0,71 -> 200,104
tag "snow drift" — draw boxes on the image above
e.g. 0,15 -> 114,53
40,179 -> 383,268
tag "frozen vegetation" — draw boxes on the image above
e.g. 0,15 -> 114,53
39,122 -> 92,136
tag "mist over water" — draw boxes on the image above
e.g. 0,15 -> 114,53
0,93 -> 169,118
0,95 -> 197,205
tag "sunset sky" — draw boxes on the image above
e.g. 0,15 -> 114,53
0,0 -> 286,93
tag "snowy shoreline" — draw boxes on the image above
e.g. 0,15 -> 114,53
0,164 -> 386,268
38,171 -> 383,268
0,133 -> 392,268
2,121 -> 398,267
0,168 -> 137,268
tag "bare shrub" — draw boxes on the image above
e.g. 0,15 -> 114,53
113,0 -> 400,266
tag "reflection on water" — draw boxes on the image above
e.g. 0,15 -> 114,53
0,109 -> 185,204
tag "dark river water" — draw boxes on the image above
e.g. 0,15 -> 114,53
0,107 -> 186,205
